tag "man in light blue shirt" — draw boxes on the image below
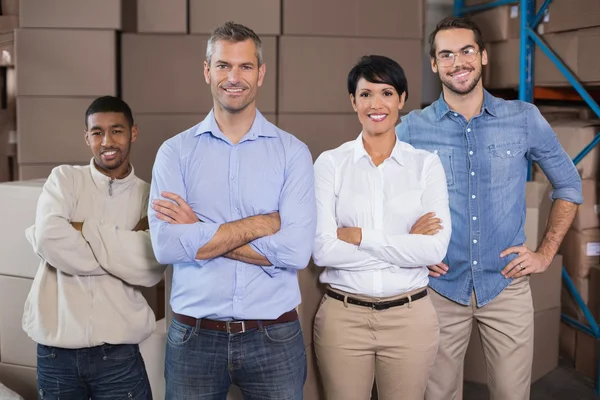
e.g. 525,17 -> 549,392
397,17 -> 582,400
148,22 -> 316,400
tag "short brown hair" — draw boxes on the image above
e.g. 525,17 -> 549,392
428,16 -> 486,59
206,21 -> 263,65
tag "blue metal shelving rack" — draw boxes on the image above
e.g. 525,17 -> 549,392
455,0 -> 600,394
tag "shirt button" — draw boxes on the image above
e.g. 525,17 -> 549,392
434,150 -> 439,154
471,195 -> 476,199
453,113 -> 458,117
506,150 -> 511,155
467,128 -> 472,133
471,171 -> 475,176
473,261 -> 478,265
473,239 -> 478,244
231,176 -> 235,181
469,151 -> 473,155
472,216 -> 477,221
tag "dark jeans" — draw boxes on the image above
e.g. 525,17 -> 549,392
36,343 -> 152,399
165,318 -> 307,400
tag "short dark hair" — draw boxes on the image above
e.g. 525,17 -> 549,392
428,16 -> 486,58
206,21 -> 263,65
85,96 -> 134,128
347,55 -> 408,101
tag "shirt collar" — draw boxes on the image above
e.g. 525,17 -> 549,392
352,133 -> 404,166
435,89 -> 498,121
193,109 -> 278,141
89,158 -> 136,194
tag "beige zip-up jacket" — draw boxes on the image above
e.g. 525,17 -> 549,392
22,159 -> 165,349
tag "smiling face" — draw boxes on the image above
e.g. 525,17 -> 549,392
431,28 -> 488,96
204,39 -> 265,114
351,77 -> 406,137
84,112 -> 137,178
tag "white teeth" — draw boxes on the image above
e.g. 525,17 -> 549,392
104,151 -> 116,156
369,114 -> 387,121
225,88 -> 243,92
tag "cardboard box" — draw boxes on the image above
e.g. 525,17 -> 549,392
0,363 -> 37,400
277,114 -> 362,161
575,329 -> 599,380
0,275 -> 36,367
470,5 -> 520,43
524,181 -> 552,250
0,180 -> 45,278
283,0 -> 423,39
126,0 -> 187,33
17,97 -> 97,164
15,29 -> 116,96
572,179 -> 600,231
562,265 -> 600,321
535,28 -> 600,85
279,37 -> 422,113
531,255 -> 563,312
121,34 -> 277,114
0,15 -> 17,33
464,307 -> 560,384
1,0 -> 19,15
19,0 -> 121,29
560,228 -> 600,279
559,322 -> 577,363
537,0 -> 600,34
190,0 -> 280,35
485,38 -> 519,89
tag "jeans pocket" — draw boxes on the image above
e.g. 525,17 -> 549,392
101,344 -> 139,361
167,319 -> 194,346
37,344 -> 56,359
264,320 -> 303,344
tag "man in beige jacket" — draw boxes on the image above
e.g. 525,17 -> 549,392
23,96 -> 165,399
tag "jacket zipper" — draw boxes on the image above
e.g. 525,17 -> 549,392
109,178 -> 114,196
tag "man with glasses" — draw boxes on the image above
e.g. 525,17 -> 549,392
397,17 -> 581,400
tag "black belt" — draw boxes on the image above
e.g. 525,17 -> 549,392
326,289 -> 428,310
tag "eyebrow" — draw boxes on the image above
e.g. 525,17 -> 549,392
89,124 -> 125,131
438,45 -> 476,53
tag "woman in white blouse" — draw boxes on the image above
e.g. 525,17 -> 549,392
312,55 -> 452,400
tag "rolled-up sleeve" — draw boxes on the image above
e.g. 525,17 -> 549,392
527,106 -> 583,204
250,144 -> 317,275
149,138 -> 221,266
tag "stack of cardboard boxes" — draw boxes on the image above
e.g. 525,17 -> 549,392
0,0 -> 17,182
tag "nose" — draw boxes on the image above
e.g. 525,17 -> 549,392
228,67 -> 241,84
101,133 -> 114,147
370,94 -> 383,109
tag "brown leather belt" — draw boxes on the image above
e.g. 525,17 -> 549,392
172,310 -> 298,334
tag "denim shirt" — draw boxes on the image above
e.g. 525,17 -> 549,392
396,90 -> 582,306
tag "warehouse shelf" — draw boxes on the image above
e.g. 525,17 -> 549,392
455,0 -> 600,394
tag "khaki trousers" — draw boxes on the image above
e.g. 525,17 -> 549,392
314,287 -> 439,400
426,277 -> 534,400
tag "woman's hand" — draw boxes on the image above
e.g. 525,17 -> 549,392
410,212 -> 442,235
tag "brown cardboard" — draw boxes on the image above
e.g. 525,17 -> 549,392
575,329 -> 599,380
122,34 -> 277,114
0,180 -> 46,278
485,38 -> 519,89
16,29 -> 116,96
531,255 -> 563,312
297,262 -> 325,347
279,37 -> 422,113
2,0 -> 19,15
17,97 -> 97,164
537,0 -> 600,34
560,228 -> 600,279
524,181 -> 552,251
134,0 -> 187,33
534,119 -> 600,181
572,179 -> 600,231
464,307 -> 560,384
19,0 -> 121,29
0,363 -> 37,400
0,15 -> 17,33
277,114 -> 362,161
190,0 -> 280,35
559,322 -> 577,363
470,5 -> 520,42
0,275 -> 36,367
283,0 -> 423,39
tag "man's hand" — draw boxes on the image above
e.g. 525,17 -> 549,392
133,216 -> 149,232
428,262 -> 448,278
153,192 -> 200,224
70,221 -> 83,231
337,227 -> 362,246
410,212 -> 442,235
500,245 -> 553,279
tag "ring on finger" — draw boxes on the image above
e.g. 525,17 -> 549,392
519,263 -> 525,271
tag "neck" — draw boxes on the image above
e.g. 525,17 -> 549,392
213,102 -> 257,144
94,160 -> 131,180
362,129 -> 396,166
442,82 -> 484,121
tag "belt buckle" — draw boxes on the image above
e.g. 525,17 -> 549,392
226,320 -> 246,334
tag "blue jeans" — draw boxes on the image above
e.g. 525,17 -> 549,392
36,343 -> 152,399
165,318 -> 307,400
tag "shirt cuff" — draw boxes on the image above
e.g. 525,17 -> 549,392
178,222 -> 220,265
359,229 -> 384,252
250,237 -> 280,276
550,187 -> 584,205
